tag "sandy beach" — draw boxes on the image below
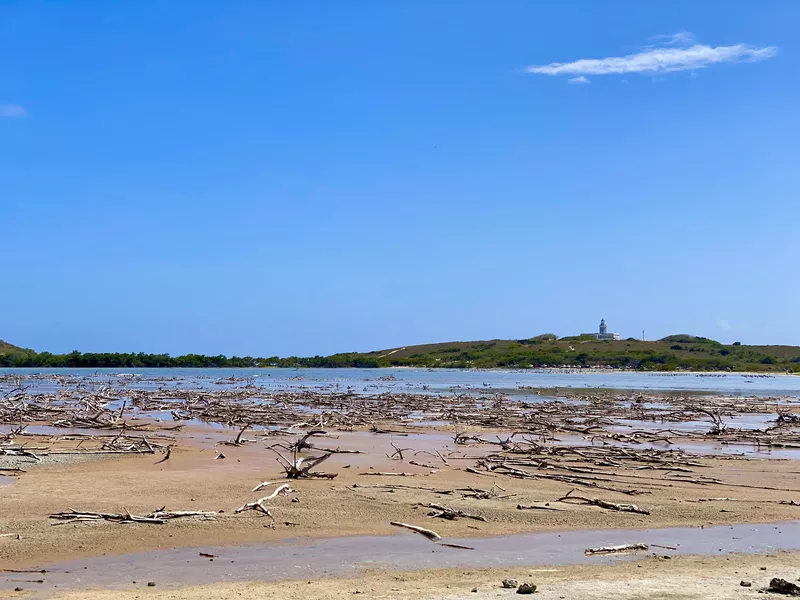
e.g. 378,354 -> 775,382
2,372 -> 800,598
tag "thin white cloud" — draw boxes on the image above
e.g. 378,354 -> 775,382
526,39 -> 777,77
568,76 -> 591,84
650,31 -> 695,46
716,319 -> 732,331
0,104 -> 27,118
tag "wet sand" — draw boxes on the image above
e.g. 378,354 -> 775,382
2,426 -> 800,571
3,521 -> 800,595
5,551 -> 799,600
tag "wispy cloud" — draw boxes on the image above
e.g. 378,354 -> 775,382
650,31 -> 695,46
716,319 -> 732,331
526,34 -> 777,78
568,76 -> 591,84
0,104 -> 27,118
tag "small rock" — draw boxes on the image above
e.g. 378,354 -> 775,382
502,579 -> 518,589
517,583 -> 537,595
761,567 -> 768,570
292,497 -> 300,503
740,581 -> 752,587
14,588 -> 23,592
147,582 -> 156,587
471,588 -> 478,593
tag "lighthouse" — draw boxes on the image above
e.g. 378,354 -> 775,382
582,319 -> 620,341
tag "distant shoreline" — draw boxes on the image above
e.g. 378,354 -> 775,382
0,364 -> 794,377
2,335 -> 799,373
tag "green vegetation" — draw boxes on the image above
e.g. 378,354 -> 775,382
0,339 -> 24,354
328,335 -> 800,372
0,346 -> 382,369
1,336 -> 799,372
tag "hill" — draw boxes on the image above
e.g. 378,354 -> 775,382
1,336 -> 799,372
0,339 -> 24,354
311,335 -> 800,372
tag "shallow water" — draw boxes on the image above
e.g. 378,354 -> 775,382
3,522 -> 798,595
2,367 -> 800,397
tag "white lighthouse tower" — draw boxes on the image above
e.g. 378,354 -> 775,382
583,318 -> 620,340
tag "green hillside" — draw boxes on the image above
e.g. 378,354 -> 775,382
1,335 -> 799,372
314,334 -> 800,372
0,339 -> 24,354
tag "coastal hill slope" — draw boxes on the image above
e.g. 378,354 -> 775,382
328,334 -> 800,372
0,339 -> 23,354
1,335 -> 799,372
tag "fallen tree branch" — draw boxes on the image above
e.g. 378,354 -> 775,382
585,543 -> 649,555
49,508 -> 217,525
517,504 -> 565,512
557,489 -> 650,515
234,485 -> 293,516
421,503 -> 487,522
389,521 -> 441,541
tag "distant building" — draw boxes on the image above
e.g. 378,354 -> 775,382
582,318 -> 620,341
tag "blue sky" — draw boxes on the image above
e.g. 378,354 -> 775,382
1,1 -> 798,356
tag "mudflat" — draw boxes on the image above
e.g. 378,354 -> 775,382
2,373 -> 800,598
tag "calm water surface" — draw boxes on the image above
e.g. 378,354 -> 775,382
1,367 -> 799,397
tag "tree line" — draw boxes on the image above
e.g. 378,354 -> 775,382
0,342 -> 797,372
0,350 -> 383,369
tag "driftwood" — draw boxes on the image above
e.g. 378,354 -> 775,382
251,480 -> 279,493
557,490 -> 650,515
220,424 -> 254,447
271,448 -> 337,479
235,484 -> 292,516
389,521 -> 474,550
153,445 -> 172,465
585,543 -> 649,555
485,463 -> 645,496
0,448 -> 41,462
408,460 -> 437,469
351,483 -> 454,495
3,371 -> 798,446
370,426 -> 408,435
312,446 -> 362,454
388,442 -> 413,461
517,504 -> 565,512
151,509 -> 218,520
460,486 -> 514,500
49,508 -> 217,525
253,483 -> 292,502
389,521 -> 441,541
421,503 -> 487,522
291,430 -> 327,451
